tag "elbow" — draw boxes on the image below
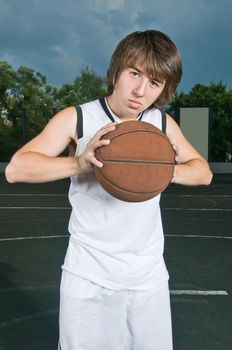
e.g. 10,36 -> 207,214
5,155 -> 21,183
203,167 -> 213,186
5,162 -> 17,183
197,159 -> 213,186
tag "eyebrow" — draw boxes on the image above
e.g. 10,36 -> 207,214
129,66 -> 164,84
130,66 -> 143,75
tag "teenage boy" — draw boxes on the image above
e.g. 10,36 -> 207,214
6,30 -> 212,350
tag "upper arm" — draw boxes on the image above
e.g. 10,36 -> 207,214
166,113 -> 206,164
14,106 -> 78,157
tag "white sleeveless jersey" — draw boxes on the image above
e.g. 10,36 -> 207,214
63,98 -> 169,290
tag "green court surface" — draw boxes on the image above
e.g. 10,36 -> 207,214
0,174 -> 231,349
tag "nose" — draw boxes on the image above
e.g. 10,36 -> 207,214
132,78 -> 147,97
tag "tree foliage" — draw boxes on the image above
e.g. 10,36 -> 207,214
0,61 -> 17,109
74,67 -> 106,103
170,82 -> 232,162
1,60 -> 231,163
0,62 -> 106,161
52,67 -> 106,109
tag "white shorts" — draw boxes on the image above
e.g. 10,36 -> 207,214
59,271 -> 173,350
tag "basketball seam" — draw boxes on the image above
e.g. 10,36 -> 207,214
105,129 -> 168,142
100,159 -> 175,165
94,165 -> 171,195
100,129 -> 174,163
95,149 -> 174,192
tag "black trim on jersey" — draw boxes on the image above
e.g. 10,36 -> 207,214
161,110 -> 166,134
75,105 -> 83,139
99,97 -> 115,122
99,97 -> 144,122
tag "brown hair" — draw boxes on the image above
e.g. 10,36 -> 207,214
106,30 -> 182,108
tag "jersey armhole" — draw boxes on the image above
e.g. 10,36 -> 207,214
161,110 -> 166,134
75,105 -> 83,139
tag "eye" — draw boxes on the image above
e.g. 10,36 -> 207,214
130,69 -> 140,78
150,79 -> 159,87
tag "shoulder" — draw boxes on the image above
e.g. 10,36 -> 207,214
166,113 -> 182,139
165,112 -> 190,151
47,106 -> 78,140
51,106 -> 77,121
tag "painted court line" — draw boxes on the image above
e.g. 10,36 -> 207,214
1,234 -> 231,243
165,234 -> 232,240
170,290 -> 228,296
0,206 -> 71,210
162,208 -> 232,211
0,309 -> 58,329
0,284 -> 228,296
163,194 -> 232,198
0,235 -> 69,242
0,284 -> 59,293
1,206 -> 231,211
0,290 -> 228,329
1,193 -> 231,197
0,193 -> 67,196
0,285 -> 228,296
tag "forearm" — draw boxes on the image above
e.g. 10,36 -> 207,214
171,159 -> 213,186
5,152 -> 80,183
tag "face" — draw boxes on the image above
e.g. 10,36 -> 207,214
108,66 -> 166,120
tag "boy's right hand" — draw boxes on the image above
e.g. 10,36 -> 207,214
77,122 -> 117,174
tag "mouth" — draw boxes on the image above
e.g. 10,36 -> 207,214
128,99 -> 142,108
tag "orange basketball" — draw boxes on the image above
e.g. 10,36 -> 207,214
94,120 -> 175,202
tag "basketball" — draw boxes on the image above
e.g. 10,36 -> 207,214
94,120 -> 175,202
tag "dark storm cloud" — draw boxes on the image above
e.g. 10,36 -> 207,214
134,0 -> 232,91
0,0 -> 231,91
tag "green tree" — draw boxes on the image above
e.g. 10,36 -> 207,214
170,82 -> 232,162
52,67 -> 106,108
74,67 -> 106,103
0,118 -> 19,162
0,62 -> 55,160
9,66 -> 55,142
0,61 -> 107,161
0,61 -> 17,110
52,83 -> 82,110
0,61 -> 19,160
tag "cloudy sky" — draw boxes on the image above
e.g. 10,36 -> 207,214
0,0 -> 231,92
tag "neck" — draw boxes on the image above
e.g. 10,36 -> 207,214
107,95 -> 140,121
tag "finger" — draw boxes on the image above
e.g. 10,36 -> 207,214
90,123 -> 117,144
172,144 -> 178,152
101,122 -> 118,129
89,139 -> 110,152
90,156 -> 104,168
97,139 -> 111,147
171,166 -> 177,183
174,155 -> 180,163
96,123 -> 117,139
